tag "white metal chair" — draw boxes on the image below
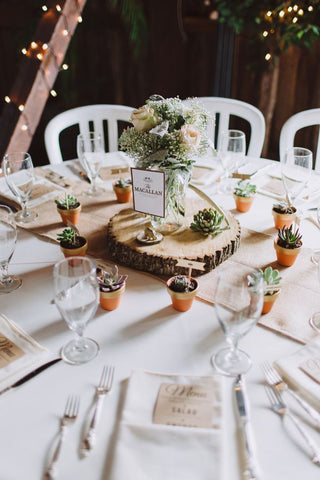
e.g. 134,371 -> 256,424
199,97 -> 266,157
44,104 -> 134,164
279,108 -> 320,170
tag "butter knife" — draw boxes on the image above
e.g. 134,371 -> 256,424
234,374 -> 261,480
0,358 -> 61,395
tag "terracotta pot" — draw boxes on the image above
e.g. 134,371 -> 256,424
274,240 -> 301,267
99,283 -> 125,311
57,204 -> 81,226
262,289 -> 281,314
113,184 -> 132,203
233,194 -> 254,213
60,236 -> 87,258
166,276 -> 199,312
272,208 -> 296,230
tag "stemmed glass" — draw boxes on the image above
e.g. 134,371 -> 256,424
0,205 -> 22,294
281,147 -> 312,207
211,265 -> 264,376
2,152 -> 38,223
218,130 -> 246,193
53,257 -> 100,365
77,132 -> 104,196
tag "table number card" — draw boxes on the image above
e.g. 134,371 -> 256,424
299,356 -> 320,384
0,334 -> 25,368
153,382 -> 215,428
131,168 -> 165,217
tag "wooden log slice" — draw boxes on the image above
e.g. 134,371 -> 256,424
106,197 -> 241,277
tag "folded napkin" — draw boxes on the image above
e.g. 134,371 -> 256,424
0,314 -> 56,391
109,370 -> 224,480
275,337 -> 320,412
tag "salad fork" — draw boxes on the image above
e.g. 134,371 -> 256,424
265,386 -> 320,465
44,395 -> 80,479
261,360 -> 320,428
80,365 -> 115,456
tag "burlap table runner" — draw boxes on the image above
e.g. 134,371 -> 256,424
13,171 -> 320,345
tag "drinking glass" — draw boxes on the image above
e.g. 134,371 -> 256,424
309,260 -> 320,333
77,132 -> 104,196
0,205 -> 22,294
281,147 -> 312,207
211,265 -> 264,376
53,257 -> 100,365
218,130 -> 246,193
3,152 -> 38,223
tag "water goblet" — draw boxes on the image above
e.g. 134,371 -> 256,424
281,147 -> 312,207
53,256 -> 100,365
76,132 -> 104,196
2,152 -> 38,223
218,130 -> 246,193
0,205 -> 22,294
211,265 -> 264,376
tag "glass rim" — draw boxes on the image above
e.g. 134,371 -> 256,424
223,129 -> 246,138
287,146 -> 313,157
53,256 -> 96,277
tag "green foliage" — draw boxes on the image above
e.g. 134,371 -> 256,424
55,194 -> 79,210
169,275 -> 196,293
96,264 -> 127,291
190,208 -> 227,237
114,178 -> 131,188
277,224 -> 302,248
272,201 -> 296,214
57,227 -> 78,246
234,180 -> 257,197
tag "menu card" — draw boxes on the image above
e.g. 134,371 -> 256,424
0,334 -> 25,368
131,168 -> 165,217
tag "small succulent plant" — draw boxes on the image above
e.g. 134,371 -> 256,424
190,208 -> 227,237
250,266 -> 282,295
114,178 -> 131,188
277,225 -> 302,249
57,226 -> 81,246
55,193 -> 80,210
169,275 -> 197,293
272,201 -> 296,215
96,264 -> 127,292
233,180 -> 257,198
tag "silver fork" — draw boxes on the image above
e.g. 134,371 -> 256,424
44,395 -> 80,479
261,360 -> 320,428
265,386 -> 320,465
80,365 -> 115,456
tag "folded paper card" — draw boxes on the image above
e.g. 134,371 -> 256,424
0,314 -> 57,391
109,370 -> 224,480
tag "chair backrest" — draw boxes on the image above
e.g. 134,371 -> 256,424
199,97 -> 266,157
44,104 -> 134,164
279,108 -> 320,170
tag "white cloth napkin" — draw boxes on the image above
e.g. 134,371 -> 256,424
0,314 -> 56,391
109,370 -> 224,480
275,337 -> 320,412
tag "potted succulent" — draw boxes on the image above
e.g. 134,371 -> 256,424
113,178 -> 132,203
274,225 -> 302,267
251,266 -> 282,314
233,180 -> 257,212
272,201 -> 297,230
55,193 -> 81,225
166,274 -> 199,312
56,226 -> 87,257
190,208 -> 228,236
96,265 -> 127,311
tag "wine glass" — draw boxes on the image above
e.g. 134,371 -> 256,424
76,132 -> 104,196
2,152 -> 38,223
211,265 -> 264,376
218,130 -> 246,193
309,260 -> 320,333
0,205 -> 22,294
53,257 -> 100,365
281,147 -> 312,207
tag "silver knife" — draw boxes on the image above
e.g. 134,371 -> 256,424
234,374 -> 261,480
0,358 -> 61,395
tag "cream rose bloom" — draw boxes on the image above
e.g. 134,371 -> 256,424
180,124 -> 200,150
130,105 -> 159,132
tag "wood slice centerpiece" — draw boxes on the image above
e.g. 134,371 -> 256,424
106,197 -> 241,277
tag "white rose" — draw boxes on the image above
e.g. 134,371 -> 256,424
130,105 -> 159,131
180,124 -> 200,150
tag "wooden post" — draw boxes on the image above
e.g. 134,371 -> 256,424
0,0 -> 87,159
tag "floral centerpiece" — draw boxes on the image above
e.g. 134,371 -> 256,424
119,95 -> 210,231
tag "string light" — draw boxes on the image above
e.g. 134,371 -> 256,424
4,96 -> 11,103
21,124 -> 28,131
279,10 -> 285,18
77,15 -> 83,23
265,53 -> 272,61
61,63 -> 69,70
293,16 -> 298,23
298,9 -> 304,15
56,4 -> 62,12
31,41 -> 38,49
308,6 -> 314,11
42,5 -> 48,11
42,43 -> 48,51
288,6 -> 293,12
21,48 -> 27,55
62,29 -> 69,36
293,5 -> 298,11
263,31 -> 268,37
50,89 -> 57,97
266,10 -> 272,16
18,105 -> 25,112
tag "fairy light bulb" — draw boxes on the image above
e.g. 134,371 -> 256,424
266,10 -> 272,16
308,6 -> 314,11
4,96 -> 11,103
56,4 -> 62,12
31,41 -> 38,49
21,48 -> 27,55
42,5 -> 48,11
279,10 -> 285,17
265,53 -> 272,61
37,53 -> 44,61
298,9 -> 304,15
293,5 -> 298,11
77,15 -> 83,23
62,63 -> 69,70
293,16 -> 298,23
18,104 -> 25,112
21,125 -> 28,131
50,89 -> 57,97
263,31 -> 268,37
62,29 -> 69,36
42,43 -> 48,51
288,6 -> 293,11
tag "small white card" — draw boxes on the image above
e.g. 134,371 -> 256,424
300,356 -> 320,384
131,168 -> 165,217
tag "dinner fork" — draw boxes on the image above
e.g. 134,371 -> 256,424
80,365 -> 115,456
44,395 -> 80,479
265,386 -> 320,465
261,360 -> 320,428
